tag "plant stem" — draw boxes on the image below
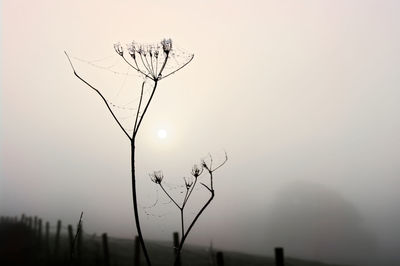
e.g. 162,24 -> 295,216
180,209 -> 184,241
131,141 -> 151,266
174,190 -> 214,266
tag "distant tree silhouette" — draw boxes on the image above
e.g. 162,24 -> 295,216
265,181 -> 377,265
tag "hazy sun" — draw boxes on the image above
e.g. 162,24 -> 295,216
157,129 -> 167,139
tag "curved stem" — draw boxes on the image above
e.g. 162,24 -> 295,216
65,51 -> 131,141
140,53 -> 152,77
160,54 -> 194,80
121,56 -> 153,80
159,184 -> 181,210
131,141 -> 152,266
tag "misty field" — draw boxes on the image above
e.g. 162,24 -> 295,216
1,216 -> 354,266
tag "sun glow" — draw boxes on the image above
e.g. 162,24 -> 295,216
157,129 -> 167,139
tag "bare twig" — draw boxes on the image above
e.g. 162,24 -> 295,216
121,56 -> 153,80
173,153 -> 228,266
133,81 -> 158,137
160,54 -> 194,80
133,81 -> 146,134
64,51 -> 132,141
159,183 -> 182,210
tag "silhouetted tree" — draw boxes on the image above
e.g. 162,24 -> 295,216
266,181 -> 376,265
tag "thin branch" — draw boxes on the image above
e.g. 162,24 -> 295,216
133,81 -> 145,134
65,51 -> 132,141
160,54 -> 194,80
145,55 -> 154,78
182,188 -> 190,207
139,53 -> 153,78
159,184 -> 182,210
150,54 -> 155,75
133,57 -> 141,73
200,182 -> 212,193
155,56 -> 159,78
121,56 -> 153,80
158,53 -> 169,79
211,151 -> 228,172
133,81 -> 158,137
183,177 -> 197,208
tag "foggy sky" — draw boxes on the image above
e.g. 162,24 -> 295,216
1,1 -> 400,265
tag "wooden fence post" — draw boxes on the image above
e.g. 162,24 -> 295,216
38,219 -> 42,246
77,223 -> 82,265
21,214 -> 26,224
134,236 -> 141,266
173,232 -> 181,266
102,233 -> 110,266
54,220 -> 61,256
216,251 -> 224,266
28,217 -> 33,229
45,221 -> 50,256
274,247 -> 285,266
68,224 -> 74,257
34,216 -> 38,234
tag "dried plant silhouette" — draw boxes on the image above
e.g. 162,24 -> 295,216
65,39 -> 228,266
150,152 -> 228,266
65,38 -> 195,266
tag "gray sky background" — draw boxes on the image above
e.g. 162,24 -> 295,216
1,1 -> 400,265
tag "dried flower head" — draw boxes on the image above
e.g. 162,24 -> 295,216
184,176 -> 194,189
191,164 -> 203,178
154,49 -> 159,59
127,42 -> 137,59
161,38 -> 172,54
114,38 -> 193,81
114,42 -> 123,56
201,160 -> 208,169
150,171 -> 164,184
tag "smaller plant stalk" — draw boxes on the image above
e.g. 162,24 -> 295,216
154,154 -> 227,266
173,173 -> 214,266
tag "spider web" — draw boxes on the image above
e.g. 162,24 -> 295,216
69,42 -> 193,135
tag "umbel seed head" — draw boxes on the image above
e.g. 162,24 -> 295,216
150,171 -> 164,184
184,176 -> 194,189
114,42 -> 123,56
112,38 -> 193,81
161,38 -> 172,54
127,42 -> 137,59
191,164 -> 202,178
